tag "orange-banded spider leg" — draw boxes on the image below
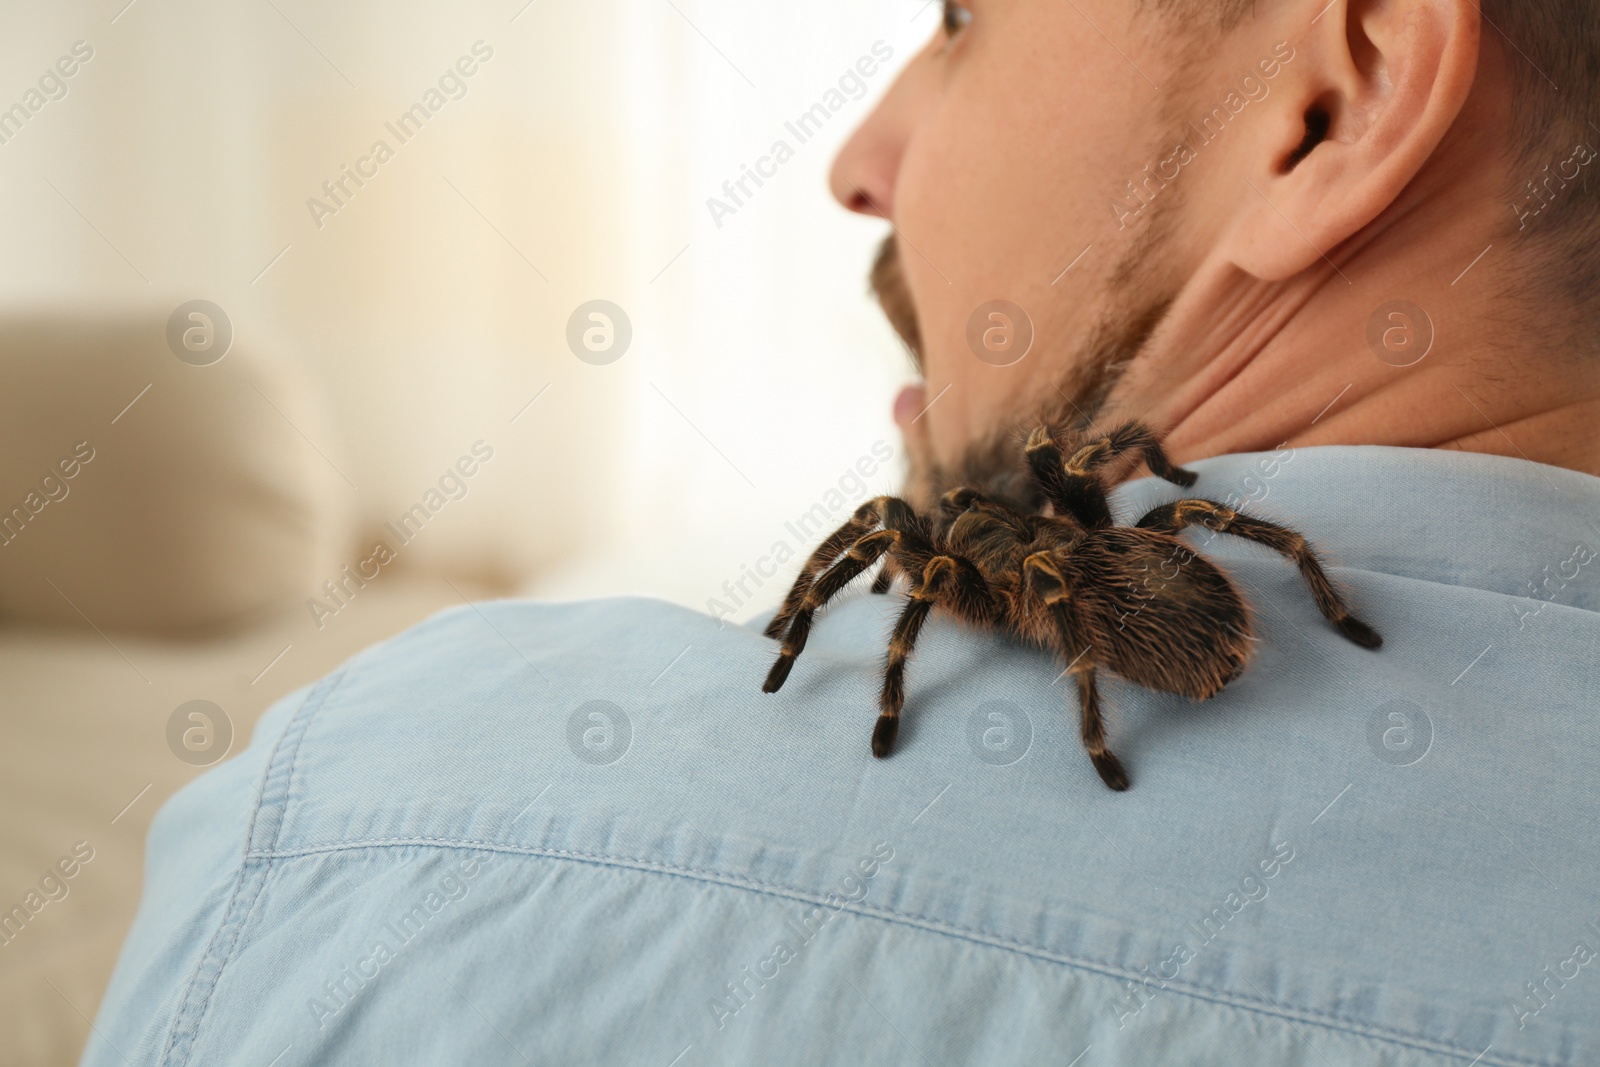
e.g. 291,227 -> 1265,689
939,486 -> 997,517
1086,420 -> 1199,487
874,554 -> 997,758
1024,552 -> 1128,790
763,527 -> 915,694
763,496 -> 926,639
1136,498 -> 1383,650
1024,420 -> 1198,528
763,519 -> 866,639
869,570 -> 894,595
1025,429 -> 1112,527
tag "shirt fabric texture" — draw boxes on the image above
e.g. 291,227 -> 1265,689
85,445 -> 1600,1066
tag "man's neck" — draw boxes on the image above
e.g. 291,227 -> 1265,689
1109,160 -> 1600,480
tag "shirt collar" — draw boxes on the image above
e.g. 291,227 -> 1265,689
1112,444 -> 1600,615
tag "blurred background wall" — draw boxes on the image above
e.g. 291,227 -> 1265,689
0,0 -> 929,614
0,2 -> 934,1062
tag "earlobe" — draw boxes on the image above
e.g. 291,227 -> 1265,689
1222,0 -> 1481,282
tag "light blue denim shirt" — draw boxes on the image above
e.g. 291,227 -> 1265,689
87,446 -> 1600,1066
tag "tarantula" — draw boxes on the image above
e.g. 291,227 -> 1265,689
760,419 -> 1382,791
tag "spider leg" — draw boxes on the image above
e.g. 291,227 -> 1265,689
1024,428 -> 1114,527
874,554 -> 998,757
1023,552 -> 1128,790
869,570 -> 894,595
763,496 -> 925,639
1023,421 -> 1197,528
1077,419 -> 1198,487
1135,498 -> 1383,650
763,515 -> 873,640
938,486 -> 999,519
762,529 -> 902,693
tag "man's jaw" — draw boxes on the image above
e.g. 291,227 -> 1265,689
869,229 -> 1185,505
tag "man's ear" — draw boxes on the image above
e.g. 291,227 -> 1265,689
1223,0 -> 1480,280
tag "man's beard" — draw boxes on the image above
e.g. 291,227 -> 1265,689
869,221 -> 1178,513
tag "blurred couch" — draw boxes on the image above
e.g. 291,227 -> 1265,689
0,311 -> 537,1066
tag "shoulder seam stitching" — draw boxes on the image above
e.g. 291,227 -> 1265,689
152,669 -> 349,1067
246,836 -> 1540,1067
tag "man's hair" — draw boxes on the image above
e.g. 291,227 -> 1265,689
1155,0 -> 1600,338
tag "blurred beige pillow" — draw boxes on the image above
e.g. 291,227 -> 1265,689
0,309 -> 349,635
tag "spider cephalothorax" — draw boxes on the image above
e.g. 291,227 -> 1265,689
760,419 -> 1382,791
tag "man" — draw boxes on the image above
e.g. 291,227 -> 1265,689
89,1 -> 1599,1064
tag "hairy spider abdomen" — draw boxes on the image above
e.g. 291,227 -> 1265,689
1068,528 -> 1253,700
